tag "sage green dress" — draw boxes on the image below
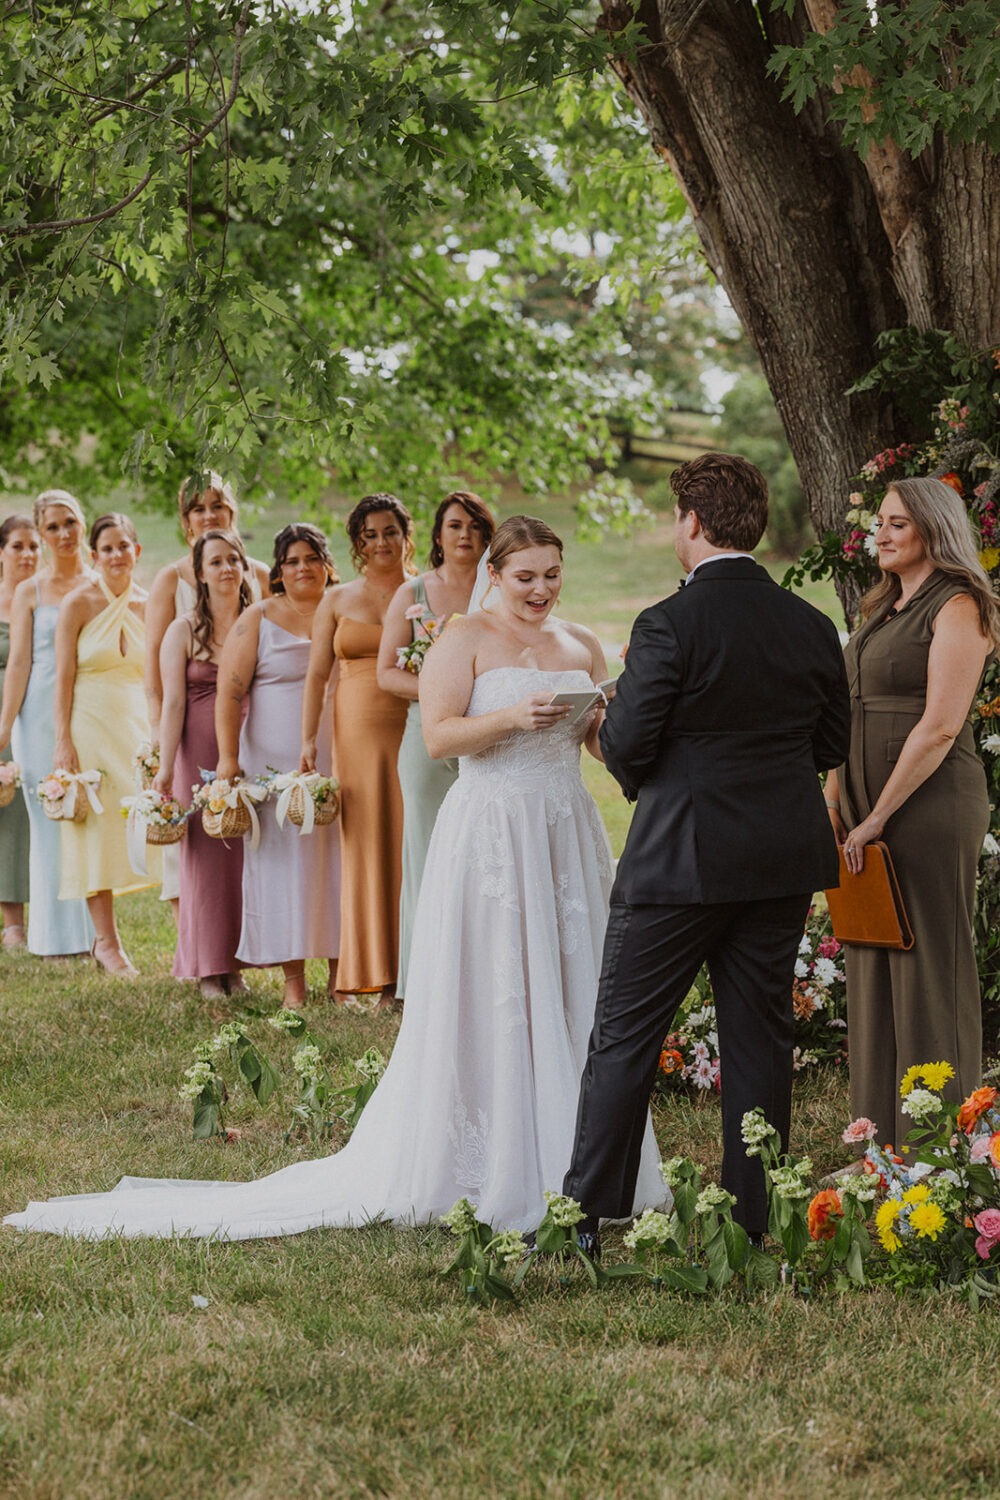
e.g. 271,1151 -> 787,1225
395,576 -> 458,998
0,620 -> 30,903
840,572 -> 988,1148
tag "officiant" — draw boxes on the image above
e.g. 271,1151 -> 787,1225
825,477 -> 999,1151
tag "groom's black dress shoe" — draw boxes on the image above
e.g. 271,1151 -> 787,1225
576,1227 -> 601,1262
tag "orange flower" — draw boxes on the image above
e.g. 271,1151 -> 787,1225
957,1086 -> 998,1133
807,1188 -> 843,1242
990,1131 -> 1000,1170
792,982 -> 817,1022
659,1048 -> 684,1075
939,471 -> 964,496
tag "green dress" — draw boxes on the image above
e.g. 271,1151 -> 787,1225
395,576 -> 459,998
0,619 -> 30,903
840,571 -> 988,1147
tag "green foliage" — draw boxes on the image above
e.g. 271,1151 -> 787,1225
768,0 -> 1000,157
717,371 -> 807,553
0,1 -> 694,509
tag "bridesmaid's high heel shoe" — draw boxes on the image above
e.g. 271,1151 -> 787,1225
91,938 -> 138,979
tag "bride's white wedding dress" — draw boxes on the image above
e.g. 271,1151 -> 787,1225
5,668 -> 663,1239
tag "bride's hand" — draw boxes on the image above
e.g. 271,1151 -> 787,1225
511,692 -> 572,733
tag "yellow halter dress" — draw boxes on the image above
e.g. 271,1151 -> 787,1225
60,578 -> 156,898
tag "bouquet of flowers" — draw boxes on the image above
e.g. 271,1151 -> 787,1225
396,602 -> 447,674
37,768 -> 103,822
0,761 -> 22,808
265,770 -> 340,833
120,789 -> 190,847
132,742 -> 160,790
192,776 -> 267,846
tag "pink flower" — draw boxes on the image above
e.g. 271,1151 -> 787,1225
818,935 -> 841,959
41,778 -> 64,800
970,1134 -> 993,1163
842,1117 -> 878,1145
404,602 -> 427,621
973,1208 -> 1000,1260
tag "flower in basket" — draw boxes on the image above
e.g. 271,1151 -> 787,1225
132,742 -> 160,786
266,770 -> 340,833
36,767 -> 103,818
0,761 -> 22,807
120,789 -> 190,851
192,777 -> 268,816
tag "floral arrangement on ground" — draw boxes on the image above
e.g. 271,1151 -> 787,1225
441,1064 -> 1000,1308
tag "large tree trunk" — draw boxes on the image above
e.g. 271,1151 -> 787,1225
599,0 -> 1000,548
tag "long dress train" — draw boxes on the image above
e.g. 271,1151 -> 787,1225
4,668 -> 664,1239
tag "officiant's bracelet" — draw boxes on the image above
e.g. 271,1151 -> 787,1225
824,799 -> 840,810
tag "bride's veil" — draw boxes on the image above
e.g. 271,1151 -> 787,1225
467,547 -> 494,615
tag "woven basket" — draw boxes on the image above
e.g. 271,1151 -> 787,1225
202,801 -> 252,840
0,782 -> 16,809
287,783 -> 340,828
146,820 -> 187,846
42,793 -> 89,823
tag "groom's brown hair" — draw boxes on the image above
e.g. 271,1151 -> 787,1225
671,453 -> 769,553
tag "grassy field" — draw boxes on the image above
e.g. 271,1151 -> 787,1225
11,492 -> 983,1500
2,895 -> 999,1500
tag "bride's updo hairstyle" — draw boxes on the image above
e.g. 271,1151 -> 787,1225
488,515 -> 563,573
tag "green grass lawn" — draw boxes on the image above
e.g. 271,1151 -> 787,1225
2,883 -> 998,1500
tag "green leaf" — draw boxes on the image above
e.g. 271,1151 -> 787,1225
662,1264 -> 709,1296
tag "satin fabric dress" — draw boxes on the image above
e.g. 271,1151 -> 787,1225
840,572 -> 989,1147
394,577 -> 459,998
172,658 -> 244,979
236,615 -> 340,967
333,617 -> 407,991
0,620 -> 30,904
9,584 -> 93,952
59,579 -> 155,899
4,668 -> 665,1239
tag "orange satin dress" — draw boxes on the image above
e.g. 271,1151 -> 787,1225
333,618 -> 407,991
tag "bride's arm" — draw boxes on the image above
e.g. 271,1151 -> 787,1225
420,619 -> 570,759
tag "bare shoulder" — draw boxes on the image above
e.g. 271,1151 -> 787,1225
149,558 -> 184,598
233,599 -> 266,636
934,591 -> 989,640
162,613 -> 194,653
558,617 -> 602,654
11,575 -> 39,613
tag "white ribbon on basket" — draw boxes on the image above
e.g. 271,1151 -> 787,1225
63,770 -> 104,820
272,771 -> 324,836
213,780 -> 267,850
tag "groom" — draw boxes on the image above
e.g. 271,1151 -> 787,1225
564,453 -> 850,1249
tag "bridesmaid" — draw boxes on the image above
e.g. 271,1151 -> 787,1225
0,514 -> 40,948
0,490 -> 93,957
154,530 -> 252,999
145,473 -> 270,916
54,513 -> 154,976
301,494 -> 412,1005
216,523 -> 341,1009
376,491 -> 495,997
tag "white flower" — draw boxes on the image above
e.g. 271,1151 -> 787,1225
354,1048 -> 386,1082
623,1208 -> 673,1251
660,1157 -> 688,1188
440,1198 -> 480,1235
798,934 -> 811,954
768,1164 -> 812,1200
693,1058 -> 716,1089
741,1110 -> 777,1154
900,1088 -> 941,1122
211,1021 -> 244,1052
542,1191 -> 585,1228
794,958 -> 808,979
695,1184 -> 735,1215
267,1009 -> 305,1031
814,957 -> 838,987
178,1060 -> 215,1100
292,1043 -> 323,1083
191,1294 -> 209,1309
863,518 -> 880,558
982,736 -> 1000,756
487,1230 -> 528,1267
691,1040 -> 710,1064
839,1171 -> 880,1204
983,832 -> 1000,857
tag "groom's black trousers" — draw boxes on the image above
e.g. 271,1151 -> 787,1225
563,893 -> 812,1236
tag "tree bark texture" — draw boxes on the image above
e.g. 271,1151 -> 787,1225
599,0 -> 1000,543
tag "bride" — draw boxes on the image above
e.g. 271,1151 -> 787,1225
5,515 -> 664,1239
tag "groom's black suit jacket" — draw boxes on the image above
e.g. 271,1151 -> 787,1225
602,557 -> 850,905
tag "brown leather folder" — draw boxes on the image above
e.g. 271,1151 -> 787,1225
824,841 -> 914,950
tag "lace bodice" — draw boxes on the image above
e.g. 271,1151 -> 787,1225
460,667 -> 597,786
